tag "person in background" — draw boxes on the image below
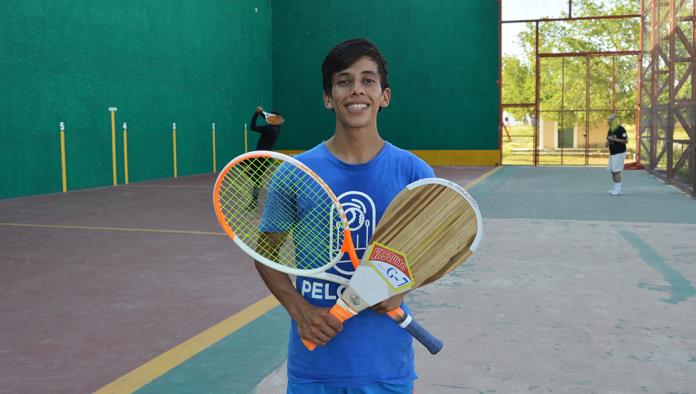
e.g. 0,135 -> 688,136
251,106 -> 283,151
605,113 -> 628,196
247,106 -> 284,210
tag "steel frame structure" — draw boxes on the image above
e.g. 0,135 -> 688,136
500,1 -> 640,167
639,0 -> 696,196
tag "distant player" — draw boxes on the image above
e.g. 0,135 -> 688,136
605,113 -> 627,196
250,106 -> 283,151
247,106 -> 284,210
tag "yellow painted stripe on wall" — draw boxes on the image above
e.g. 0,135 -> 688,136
278,150 -> 304,156
279,149 -> 501,166
410,150 -> 500,166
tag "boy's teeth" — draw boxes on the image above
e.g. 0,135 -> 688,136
349,104 -> 367,109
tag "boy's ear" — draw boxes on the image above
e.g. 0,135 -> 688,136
379,87 -> 391,108
323,92 -> 334,110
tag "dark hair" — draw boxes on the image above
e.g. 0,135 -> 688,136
322,38 -> 389,96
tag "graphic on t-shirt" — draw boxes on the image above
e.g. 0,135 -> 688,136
300,191 -> 376,303
328,191 -> 375,277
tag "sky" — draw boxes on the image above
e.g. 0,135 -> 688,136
501,0 -> 639,58
502,0 -> 570,57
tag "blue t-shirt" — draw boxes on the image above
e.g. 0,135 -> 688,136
287,142 -> 435,386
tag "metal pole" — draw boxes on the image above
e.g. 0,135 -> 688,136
172,122 -> 178,178
109,107 -> 118,185
535,21 -> 540,166
59,122 -> 67,192
212,123 -> 217,173
122,122 -> 129,185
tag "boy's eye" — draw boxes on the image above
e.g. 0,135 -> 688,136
336,80 -> 350,86
363,79 -> 376,85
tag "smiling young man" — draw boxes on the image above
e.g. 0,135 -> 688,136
253,38 -> 434,393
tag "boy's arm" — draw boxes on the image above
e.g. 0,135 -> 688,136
254,262 -> 343,345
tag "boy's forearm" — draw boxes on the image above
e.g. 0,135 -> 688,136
254,261 -> 307,319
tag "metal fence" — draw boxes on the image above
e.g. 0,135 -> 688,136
639,0 -> 696,196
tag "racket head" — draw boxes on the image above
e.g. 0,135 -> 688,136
263,111 -> 284,126
343,177 -> 483,309
213,150 -> 349,276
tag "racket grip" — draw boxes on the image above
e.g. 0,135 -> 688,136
402,316 -> 443,354
302,338 -> 317,351
302,300 -> 356,351
387,308 -> 443,355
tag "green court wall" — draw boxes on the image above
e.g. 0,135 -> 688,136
0,0 -> 499,199
0,0 -> 272,199
270,0 -> 500,151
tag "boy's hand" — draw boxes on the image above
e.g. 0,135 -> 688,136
371,293 -> 407,314
295,304 -> 343,346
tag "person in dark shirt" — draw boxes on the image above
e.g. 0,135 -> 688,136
605,113 -> 628,196
250,106 -> 283,150
246,106 -> 284,210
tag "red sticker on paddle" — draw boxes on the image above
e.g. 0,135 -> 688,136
367,243 -> 413,289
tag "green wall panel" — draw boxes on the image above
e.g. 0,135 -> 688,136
1,0 -> 499,199
270,0 -> 500,151
0,0 -> 272,199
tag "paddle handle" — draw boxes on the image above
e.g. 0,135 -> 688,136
397,313 -> 444,354
302,304 -> 443,354
302,299 -> 355,351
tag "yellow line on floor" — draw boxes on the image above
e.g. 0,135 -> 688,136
93,295 -> 280,394
466,166 -> 502,189
123,184 -> 212,189
0,222 -> 223,236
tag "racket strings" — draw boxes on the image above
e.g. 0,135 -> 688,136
217,157 -> 344,272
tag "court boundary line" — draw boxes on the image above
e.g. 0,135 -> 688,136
464,166 -> 502,189
92,165 -> 501,392
122,184 -> 213,189
0,222 -> 223,236
93,295 -> 279,393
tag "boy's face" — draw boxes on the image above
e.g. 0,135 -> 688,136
323,56 -> 390,130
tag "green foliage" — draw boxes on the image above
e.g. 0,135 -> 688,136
503,0 -> 640,124
501,56 -> 534,119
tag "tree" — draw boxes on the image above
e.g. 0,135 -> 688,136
503,0 -> 640,125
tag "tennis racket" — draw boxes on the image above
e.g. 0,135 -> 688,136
213,150 -> 443,354
303,177 -> 483,350
262,111 -> 284,126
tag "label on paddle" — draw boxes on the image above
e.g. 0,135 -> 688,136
367,243 -> 413,290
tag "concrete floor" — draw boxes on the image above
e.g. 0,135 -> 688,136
2,167 -> 695,393
256,167 -> 696,393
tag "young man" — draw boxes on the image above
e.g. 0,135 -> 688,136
605,113 -> 628,196
254,38 -> 434,393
